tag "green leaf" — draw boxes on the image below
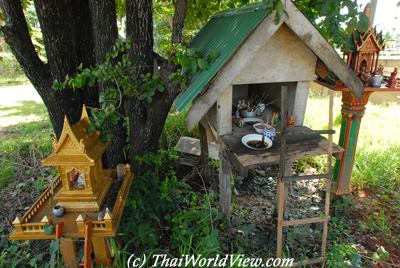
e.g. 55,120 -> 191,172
186,48 -> 195,57
197,58 -> 208,70
72,76 -> 85,88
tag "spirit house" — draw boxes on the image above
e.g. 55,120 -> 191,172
41,106 -> 112,212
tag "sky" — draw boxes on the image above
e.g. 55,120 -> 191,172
358,0 -> 400,37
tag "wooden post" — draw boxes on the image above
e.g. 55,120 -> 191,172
217,86 -> 233,136
219,147 -> 232,219
276,86 -> 288,258
333,91 -> 372,194
322,90 -> 334,256
198,122 -> 210,165
84,221 -> 93,268
60,238 -> 78,268
93,237 -> 112,267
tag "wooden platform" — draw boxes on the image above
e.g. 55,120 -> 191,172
220,125 -> 343,175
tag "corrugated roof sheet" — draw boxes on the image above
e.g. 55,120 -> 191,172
175,3 -> 268,111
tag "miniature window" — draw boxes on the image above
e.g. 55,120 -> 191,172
68,168 -> 85,190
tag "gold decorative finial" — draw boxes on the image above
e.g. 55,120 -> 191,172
80,104 -> 90,121
41,216 -> 50,223
12,216 -> 22,225
104,210 -> 112,220
76,214 -> 85,222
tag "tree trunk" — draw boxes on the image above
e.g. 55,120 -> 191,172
89,0 -> 127,167
32,0 -> 99,137
125,0 -> 188,175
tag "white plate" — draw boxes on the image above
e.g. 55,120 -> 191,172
241,134 -> 273,150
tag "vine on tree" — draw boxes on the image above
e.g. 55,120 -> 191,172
53,39 -> 217,142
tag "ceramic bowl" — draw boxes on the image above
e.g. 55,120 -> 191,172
253,123 -> 269,134
241,110 -> 257,118
242,117 -> 263,126
52,204 -> 65,217
241,134 -> 273,150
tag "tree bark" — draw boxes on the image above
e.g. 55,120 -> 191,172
125,0 -> 188,174
172,0 -> 188,44
89,0 -> 126,167
31,0 -> 99,137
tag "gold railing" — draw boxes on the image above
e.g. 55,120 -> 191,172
112,166 -> 132,227
22,176 -> 62,223
20,223 -> 46,232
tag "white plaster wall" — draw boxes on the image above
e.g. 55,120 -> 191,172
233,24 -> 317,84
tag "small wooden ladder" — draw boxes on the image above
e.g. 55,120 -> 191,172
276,86 -> 334,266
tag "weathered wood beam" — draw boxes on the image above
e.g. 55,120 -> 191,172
284,0 -> 364,99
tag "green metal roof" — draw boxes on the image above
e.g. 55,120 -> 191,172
175,3 -> 268,111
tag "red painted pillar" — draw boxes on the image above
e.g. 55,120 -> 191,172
333,91 -> 373,195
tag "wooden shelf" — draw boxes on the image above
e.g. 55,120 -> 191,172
220,125 -> 343,175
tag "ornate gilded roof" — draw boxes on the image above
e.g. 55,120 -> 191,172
41,106 -> 109,166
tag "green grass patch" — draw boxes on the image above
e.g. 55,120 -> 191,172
0,102 -> 52,187
352,145 -> 400,193
164,107 -> 198,147
0,51 -> 29,87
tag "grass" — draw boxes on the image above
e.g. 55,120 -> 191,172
304,89 -> 400,193
0,101 -> 52,187
0,51 -> 29,87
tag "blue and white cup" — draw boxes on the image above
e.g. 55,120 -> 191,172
263,126 -> 276,141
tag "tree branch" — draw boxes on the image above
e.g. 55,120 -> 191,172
172,0 -> 188,45
0,0 -> 49,89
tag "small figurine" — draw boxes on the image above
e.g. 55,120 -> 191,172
287,115 -> 295,128
271,112 -> 279,127
359,65 -> 372,86
238,118 -> 245,128
387,67 -> 398,88
76,172 -> 85,189
235,109 -> 240,119
375,65 -> 384,75
256,103 -> 266,115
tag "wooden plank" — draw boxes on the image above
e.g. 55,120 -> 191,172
175,137 -> 219,160
283,216 -> 330,227
60,238 -> 78,268
276,180 -> 285,258
276,86 -> 288,258
284,0 -> 364,99
93,237 -> 112,267
220,126 -> 343,171
322,91 -> 334,256
293,81 -> 310,126
199,122 -> 210,164
185,14 -> 284,130
217,86 -> 233,135
285,129 -> 335,135
219,147 -> 232,219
